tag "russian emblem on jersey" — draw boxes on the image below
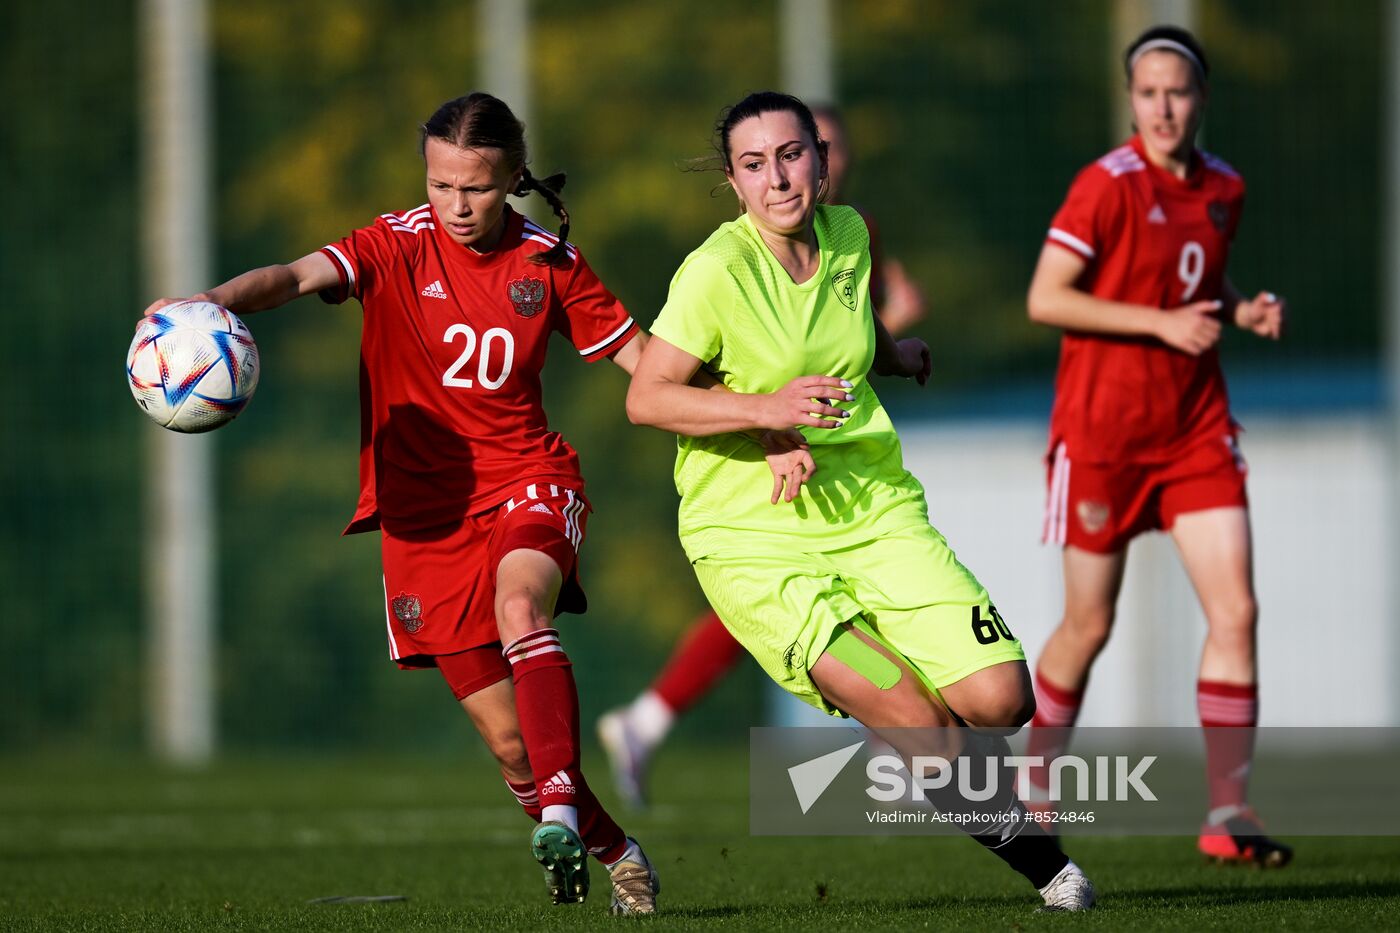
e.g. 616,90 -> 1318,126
1207,201 -> 1230,233
1076,500 -> 1111,536
391,593 -> 424,633
508,275 -> 547,318
830,269 -> 857,311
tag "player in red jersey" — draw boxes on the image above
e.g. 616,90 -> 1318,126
595,105 -> 928,810
142,93 -> 659,913
1023,27 -> 1289,867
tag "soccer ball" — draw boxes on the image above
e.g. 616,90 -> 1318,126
126,300 -> 260,433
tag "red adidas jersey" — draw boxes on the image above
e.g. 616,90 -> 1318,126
1044,134 -> 1246,463
319,205 -> 638,533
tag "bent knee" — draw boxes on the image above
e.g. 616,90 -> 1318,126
496,591 -> 539,623
945,664 -> 1036,729
959,692 -> 1036,730
482,730 -> 530,775
495,591 -> 550,640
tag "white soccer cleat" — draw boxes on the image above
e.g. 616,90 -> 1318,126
1037,860 -> 1096,911
597,709 -> 651,810
606,837 -> 660,915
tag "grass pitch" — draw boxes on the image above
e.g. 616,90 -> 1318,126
2,746 -> 1397,931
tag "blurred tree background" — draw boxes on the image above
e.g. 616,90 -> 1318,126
0,0 -> 1385,755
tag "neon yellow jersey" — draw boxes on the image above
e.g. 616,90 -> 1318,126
649,205 -> 926,561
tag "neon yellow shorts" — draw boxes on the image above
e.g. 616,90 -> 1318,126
692,514 -> 1025,716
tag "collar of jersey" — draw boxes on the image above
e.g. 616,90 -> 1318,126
432,205 -> 525,267
1129,134 -> 1206,190
741,209 -> 828,291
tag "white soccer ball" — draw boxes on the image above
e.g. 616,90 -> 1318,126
126,300 -> 260,433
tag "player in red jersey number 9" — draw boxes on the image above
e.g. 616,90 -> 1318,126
141,93 -> 659,914
1024,26 -> 1289,868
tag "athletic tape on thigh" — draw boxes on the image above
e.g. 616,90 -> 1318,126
824,620 -> 903,690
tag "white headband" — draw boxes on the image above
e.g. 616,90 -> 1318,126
1129,38 -> 1205,78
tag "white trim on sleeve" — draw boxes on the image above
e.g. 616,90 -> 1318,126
577,317 -> 636,357
1047,228 -> 1095,260
324,244 -> 356,294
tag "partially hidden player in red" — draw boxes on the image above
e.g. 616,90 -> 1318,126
142,93 -> 659,912
596,104 -> 927,809
1022,26 -> 1289,867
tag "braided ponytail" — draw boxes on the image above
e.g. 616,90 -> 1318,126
515,169 -> 571,267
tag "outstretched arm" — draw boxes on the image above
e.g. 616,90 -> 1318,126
142,251 -> 340,318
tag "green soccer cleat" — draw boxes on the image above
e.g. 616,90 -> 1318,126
531,821 -> 589,905
606,837 -> 660,916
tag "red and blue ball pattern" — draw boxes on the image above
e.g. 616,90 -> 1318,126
126,301 -> 260,433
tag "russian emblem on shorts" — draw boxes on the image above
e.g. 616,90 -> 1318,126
1076,500 -> 1111,536
391,593 -> 424,633
831,269 -> 857,311
1207,201 -> 1230,233
508,275 -> 547,318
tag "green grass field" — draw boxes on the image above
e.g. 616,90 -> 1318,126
2,746 -> 1398,931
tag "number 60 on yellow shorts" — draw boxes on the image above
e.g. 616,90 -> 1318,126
692,508 -> 1026,716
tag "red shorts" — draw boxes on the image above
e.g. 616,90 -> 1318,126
436,643 -> 514,701
1042,433 -> 1248,554
379,482 -> 590,693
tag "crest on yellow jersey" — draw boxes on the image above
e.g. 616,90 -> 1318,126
831,269 -> 857,311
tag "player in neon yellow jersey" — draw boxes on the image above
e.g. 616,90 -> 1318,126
627,91 -> 1095,912
595,103 -> 932,813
